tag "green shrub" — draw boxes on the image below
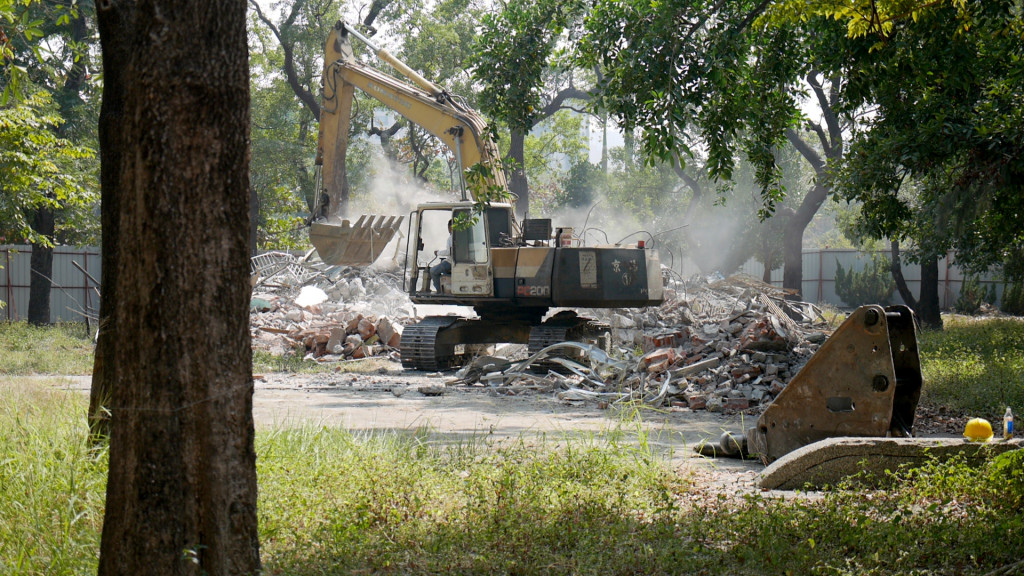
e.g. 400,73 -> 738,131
834,253 -> 896,307
988,448 -> 1024,509
986,282 -> 999,306
1002,282 -> 1024,315
956,276 -> 986,313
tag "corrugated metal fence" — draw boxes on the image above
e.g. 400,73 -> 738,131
1,245 -> 101,323
730,250 -> 1002,309
0,246 -> 1006,322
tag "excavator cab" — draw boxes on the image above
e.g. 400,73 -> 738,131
406,203 -> 512,299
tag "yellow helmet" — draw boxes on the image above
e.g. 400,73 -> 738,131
964,418 -> 994,442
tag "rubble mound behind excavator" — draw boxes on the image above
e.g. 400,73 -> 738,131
250,258 -> 833,416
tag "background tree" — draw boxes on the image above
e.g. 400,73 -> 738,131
574,0 -> 863,296
788,0 -> 1024,327
1,0 -> 98,324
0,93 -> 92,245
472,0 -> 593,217
248,0 -> 344,243
93,1 -> 259,574
248,0 -> 487,226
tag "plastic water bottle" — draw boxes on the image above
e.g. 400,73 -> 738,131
1005,407 -> 1014,440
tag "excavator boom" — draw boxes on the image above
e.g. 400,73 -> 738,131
311,21 -> 506,265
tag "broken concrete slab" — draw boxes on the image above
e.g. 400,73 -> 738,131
760,437 -> 1024,490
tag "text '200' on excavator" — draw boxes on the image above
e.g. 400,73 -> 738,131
308,20 -> 665,371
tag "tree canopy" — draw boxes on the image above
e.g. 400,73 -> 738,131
0,91 -> 93,245
816,0 -> 1024,279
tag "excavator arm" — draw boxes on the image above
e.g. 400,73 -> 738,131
316,20 -> 507,219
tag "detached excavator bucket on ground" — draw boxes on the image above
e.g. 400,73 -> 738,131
746,305 -> 923,464
309,214 -> 404,267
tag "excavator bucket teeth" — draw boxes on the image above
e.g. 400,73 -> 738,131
747,305 -> 922,465
310,214 -> 404,266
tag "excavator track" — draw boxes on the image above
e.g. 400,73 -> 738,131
401,315 -> 533,372
527,312 -> 611,372
400,316 -> 462,371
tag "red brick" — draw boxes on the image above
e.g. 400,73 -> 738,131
356,318 -> 377,340
642,348 -> 676,370
723,397 -> 750,411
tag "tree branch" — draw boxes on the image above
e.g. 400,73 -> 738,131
807,120 -> 831,157
806,71 -> 842,157
535,86 -> 591,127
786,128 -> 825,175
362,0 -> 393,28
248,0 -> 321,120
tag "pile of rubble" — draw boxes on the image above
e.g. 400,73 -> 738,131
452,274 -> 834,415
248,250 -> 836,415
249,251 -> 412,362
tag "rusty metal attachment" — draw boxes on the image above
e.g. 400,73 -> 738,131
746,305 -> 923,464
309,215 -> 404,266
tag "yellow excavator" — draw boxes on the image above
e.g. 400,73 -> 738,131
309,21 -> 664,370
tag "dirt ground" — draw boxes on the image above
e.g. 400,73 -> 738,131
253,365 -> 765,488
32,366 -> 764,490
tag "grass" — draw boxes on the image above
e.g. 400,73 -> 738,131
917,316 -> 1024,418
2,379 -> 1023,575
0,322 -> 94,375
0,379 -> 106,576
3,317 -> 1024,573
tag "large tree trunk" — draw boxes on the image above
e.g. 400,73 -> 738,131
95,1 -> 260,574
89,0 -> 134,441
918,254 -> 943,330
782,124 -> 831,295
509,129 -> 528,217
782,182 -> 827,297
27,208 -> 54,325
890,240 -> 917,308
889,241 -> 943,330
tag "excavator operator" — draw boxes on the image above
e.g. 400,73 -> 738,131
430,219 -> 453,292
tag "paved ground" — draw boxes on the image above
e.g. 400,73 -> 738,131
252,369 -> 764,483
23,367 -> 765,488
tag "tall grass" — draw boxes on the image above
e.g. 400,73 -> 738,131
257,426 -> 686,574
0,322 -> 93,375
0,379 -> 106,576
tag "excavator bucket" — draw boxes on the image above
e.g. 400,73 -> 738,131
309,214 -> 404,266
746,305 -> 922,464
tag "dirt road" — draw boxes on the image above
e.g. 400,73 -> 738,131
253,367 -> 764,484
27,367 -> 766,487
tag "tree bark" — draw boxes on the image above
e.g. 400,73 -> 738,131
27,208 -> 54,325
890,240 -> 917,308
782,181 -> 827,296
509,129 -> 529,217
780,73 -> 841,299
89,0 -> 134,442
889,240 -> 943,330
783,114 -> 836,298
918,254 -> 943,330
95,1 -> 260,574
